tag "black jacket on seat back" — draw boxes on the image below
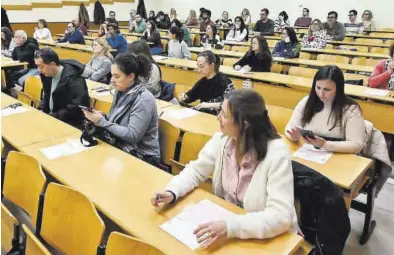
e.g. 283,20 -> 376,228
38,60 -> 90,127
11,38 -> 39,69
94,1 -> 105,25
292,161 -> 351,255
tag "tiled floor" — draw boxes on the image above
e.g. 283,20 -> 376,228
344,179 -> 394,255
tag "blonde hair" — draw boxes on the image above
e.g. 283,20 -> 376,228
94,37 -> 113,60
242,8 -> 250,17
190,10 -> 197,18
308,19 -> 324,36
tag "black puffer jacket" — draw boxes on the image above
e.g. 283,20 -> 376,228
38,60 -> 90,127
94,1 -> 105,25
11,38 -> 39,69
293,161 -> 351,255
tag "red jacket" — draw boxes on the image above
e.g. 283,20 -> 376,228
368,59 -> 393,89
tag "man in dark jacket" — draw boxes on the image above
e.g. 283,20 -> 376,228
11,30 -> 40,86
34,48 -> 90,128
156,11 -> 171,29
94,1 -> 105,25
57,22 -> 85,45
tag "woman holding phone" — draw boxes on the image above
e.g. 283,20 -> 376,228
368,43 -> 394,90
285,65 -> 366,153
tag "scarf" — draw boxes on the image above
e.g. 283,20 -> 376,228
385,58 -> 394,90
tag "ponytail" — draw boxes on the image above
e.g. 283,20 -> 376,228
113,53 -> 151,80
197,50 -> 221,73
169,26 -> 184,43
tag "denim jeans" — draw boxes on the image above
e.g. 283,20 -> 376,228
17,68 -> 39,87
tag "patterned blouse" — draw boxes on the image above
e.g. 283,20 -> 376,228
302,30 -> 327,49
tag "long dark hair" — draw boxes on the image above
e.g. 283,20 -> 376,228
38,19 -> 48,28
247,35 -> 272,61
197,50 -> 221,73
147,20 -> 157,34
284,27 -> 298,45
279,11 -> 289,22
1,27 -> 13,50
225,89 -> 280,161
128,40 -> 155,63
232,16 -> 249,41
169,25 -> 184,43
302,66 -> 361,131
113,53 -> 151,80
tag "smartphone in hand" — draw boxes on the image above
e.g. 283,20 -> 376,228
78,105 -> 93,112
297,127 -> 315,139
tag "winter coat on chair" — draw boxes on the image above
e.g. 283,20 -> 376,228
293,161 -> 351,255
94,1 -> 106,25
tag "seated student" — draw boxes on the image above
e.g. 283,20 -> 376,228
34,48 -> 90,128
323,11 -> 345,41
82,37 -> 113,83
185,10 -> 198,26
273,27 -> 301,58
368,43 -> 394,90
172,19 -> 192,47
233,36 -> 272,72
274,11 -> 290,32
301,19 -> 327,49
148,11 -> 156,23
178,51 -> 234,115
225,16 -> 248,42
285,65 -> 365,153
142,20 -> 163,55
128,9 -> 136,31
253,8 -> 275,36
344,10 -> 364,35
200,9 -> 215,32
216,11 -> 233,28
361,10 -> 376,31
152,89 -> 298,247
128,40 -> 161,98
294,8 -> 312,27
104,17 -> 118,26
168,26 -> 191,60
1,27 -> 15,57
109,10 -> 116,21
170,8 -> 177,21
156,11 -> 171,29
98,23 -> 108,37
106,23 -> 128,54
57,22 -> 85,45
12,30 -> 40,86
241,8 -> 251,27
201,24 -> 223,49
33,19 -> 52,41
130,13 -> 147,33
82,53 -> 161,166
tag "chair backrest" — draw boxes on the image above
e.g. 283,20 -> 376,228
189,34 -> 196,46
1,203 -> 20,253
159,119 -> 181,165
3,151 -> 46,228
316,54 -> 350,64
24,76 -> 43,102
15,90 -> 33,106
223,44 -> 231,51
190,52 -> 198,61
106,231 -> 165,255
161,39 -> 168,52
344,73 -> 369,86
288,66 -> 317,78
22,224 -> 51,255
222,57 -> 239,67
355,38 -> 383,44
370,47 -> 389,54
266,105 -> 293,134
299,52 -> 311,60
271,63 -> 282,73
352,57 -> 381,67
159,31 -> 167,37
40,183 -> 104,255
92,98 -> 112,115
179,132 -> 211,165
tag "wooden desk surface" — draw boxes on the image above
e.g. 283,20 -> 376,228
1,56 -> 28,68
302,48 -> 388,59
365,30 -> 394,34
38,39 -> 95,53
1,93 -> 79,149
345,34 -> 394,40
21,134 -> 303,255
189,47 -> 245,58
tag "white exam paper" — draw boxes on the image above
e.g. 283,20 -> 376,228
292,143 -> 333,164
160,199 -> 235,250
364,88 -> 389,97
40,139 -> 92,160
1,107 -> 30,117
164,108 -> 200,120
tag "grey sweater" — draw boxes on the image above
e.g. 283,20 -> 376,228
323,21 -> 346,41
140,63 -> 161,98
168,40 -> 191,59
82,55 -> 112,83
97,87 -> 161,160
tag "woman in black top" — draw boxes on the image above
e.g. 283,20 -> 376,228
142,20 -> 163,55
178,51 -> 234,115
201,24 -> 223,49
234,35 -> 272,72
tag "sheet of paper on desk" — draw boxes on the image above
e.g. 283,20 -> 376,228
154,56 -> 169,60
93,90 -> 111,96
273,57 -> 285,61
160,199 -> 236,250
292,143 -> 333,164
363,88 -> 389,97
1,107 -> 30,117
164,108 -> 200,120
40,139 -> 92,160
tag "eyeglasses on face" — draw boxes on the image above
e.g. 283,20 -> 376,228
327,16 -> 335,19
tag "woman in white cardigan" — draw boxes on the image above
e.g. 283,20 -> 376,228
33,19 -> 53,41
152,89 -> 297,248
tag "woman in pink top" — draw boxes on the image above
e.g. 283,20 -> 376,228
151,89 -> 297,248
368,44 -> 394,90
